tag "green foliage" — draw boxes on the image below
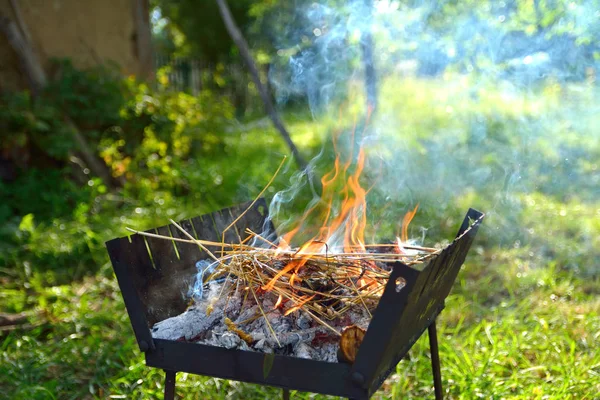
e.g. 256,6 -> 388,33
45,59 -> 126,128
102,76 -> 235,197
0,60 -> 316,288
0,60 -> 126,162
0,61 -> 239,286
154,0 -> 254,62
0,91 -> 73,160
1,65 -> 599,398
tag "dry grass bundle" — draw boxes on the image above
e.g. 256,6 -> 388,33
128,223 -> 439,342
127,157 -> 438,344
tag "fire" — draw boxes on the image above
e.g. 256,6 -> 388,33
397,203 -> 419,252
261,113 -> 419,294
129,133 -> 430,344
262,123 -> 370,292
274,294 -> 283,308
283,295 -> 316,316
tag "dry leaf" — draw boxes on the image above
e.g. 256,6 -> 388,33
338,325 -> 366,363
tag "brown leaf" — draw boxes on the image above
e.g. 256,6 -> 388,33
338,325 -> 366,363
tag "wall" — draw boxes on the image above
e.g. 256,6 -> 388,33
0,0 -> 151,92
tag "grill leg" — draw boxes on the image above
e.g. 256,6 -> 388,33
164,370 -> 176,400
428,321 -> 443,400
282,388 -> 290,400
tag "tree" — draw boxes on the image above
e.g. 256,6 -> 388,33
154,0 -> 254,62
215,0 -> 307,171
0,3 -> 118,188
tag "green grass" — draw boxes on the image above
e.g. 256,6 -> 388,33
2,250 -> 598,399
1,75 -> 599,399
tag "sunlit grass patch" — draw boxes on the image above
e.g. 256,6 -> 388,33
389,260 -> 600,399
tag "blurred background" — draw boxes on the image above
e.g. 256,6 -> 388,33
0,0 -> 598,398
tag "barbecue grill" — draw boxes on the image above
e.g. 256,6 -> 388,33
106,199 -> 484,399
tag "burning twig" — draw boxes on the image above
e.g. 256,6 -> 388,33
224,317 -> 254,345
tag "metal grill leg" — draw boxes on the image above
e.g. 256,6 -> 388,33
428,321 -> 443,400
164,370 -> 176,400
282,388 -> 290,400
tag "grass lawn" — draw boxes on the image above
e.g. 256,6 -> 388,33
1,76 -> 599,399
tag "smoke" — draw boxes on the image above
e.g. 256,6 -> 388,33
268,1 -> 372,113
262,0 -> 599,271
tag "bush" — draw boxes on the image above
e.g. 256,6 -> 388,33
0,60 -> 237,286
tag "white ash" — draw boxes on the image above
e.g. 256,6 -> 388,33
151,281 -> 371,363
152,281 -> 238,341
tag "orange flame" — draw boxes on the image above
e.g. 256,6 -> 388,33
401,203 -> 419,243
283,295 -> 316,316
274,294 -> 283,308
263,113 -> 375,292
396,203 -> 419,253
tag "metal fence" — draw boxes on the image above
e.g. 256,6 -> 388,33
154,54 -> 247,96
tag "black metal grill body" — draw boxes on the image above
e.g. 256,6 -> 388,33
106,199 -> 483,399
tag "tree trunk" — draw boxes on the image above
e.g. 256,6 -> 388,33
361,0 -> 378,112
215,0 -> 308,172
132,0 -> 154,80
65,117 -> 121,187
8,0 -> 32,44
0,8 -> 118,188
0,14 -> 46,94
